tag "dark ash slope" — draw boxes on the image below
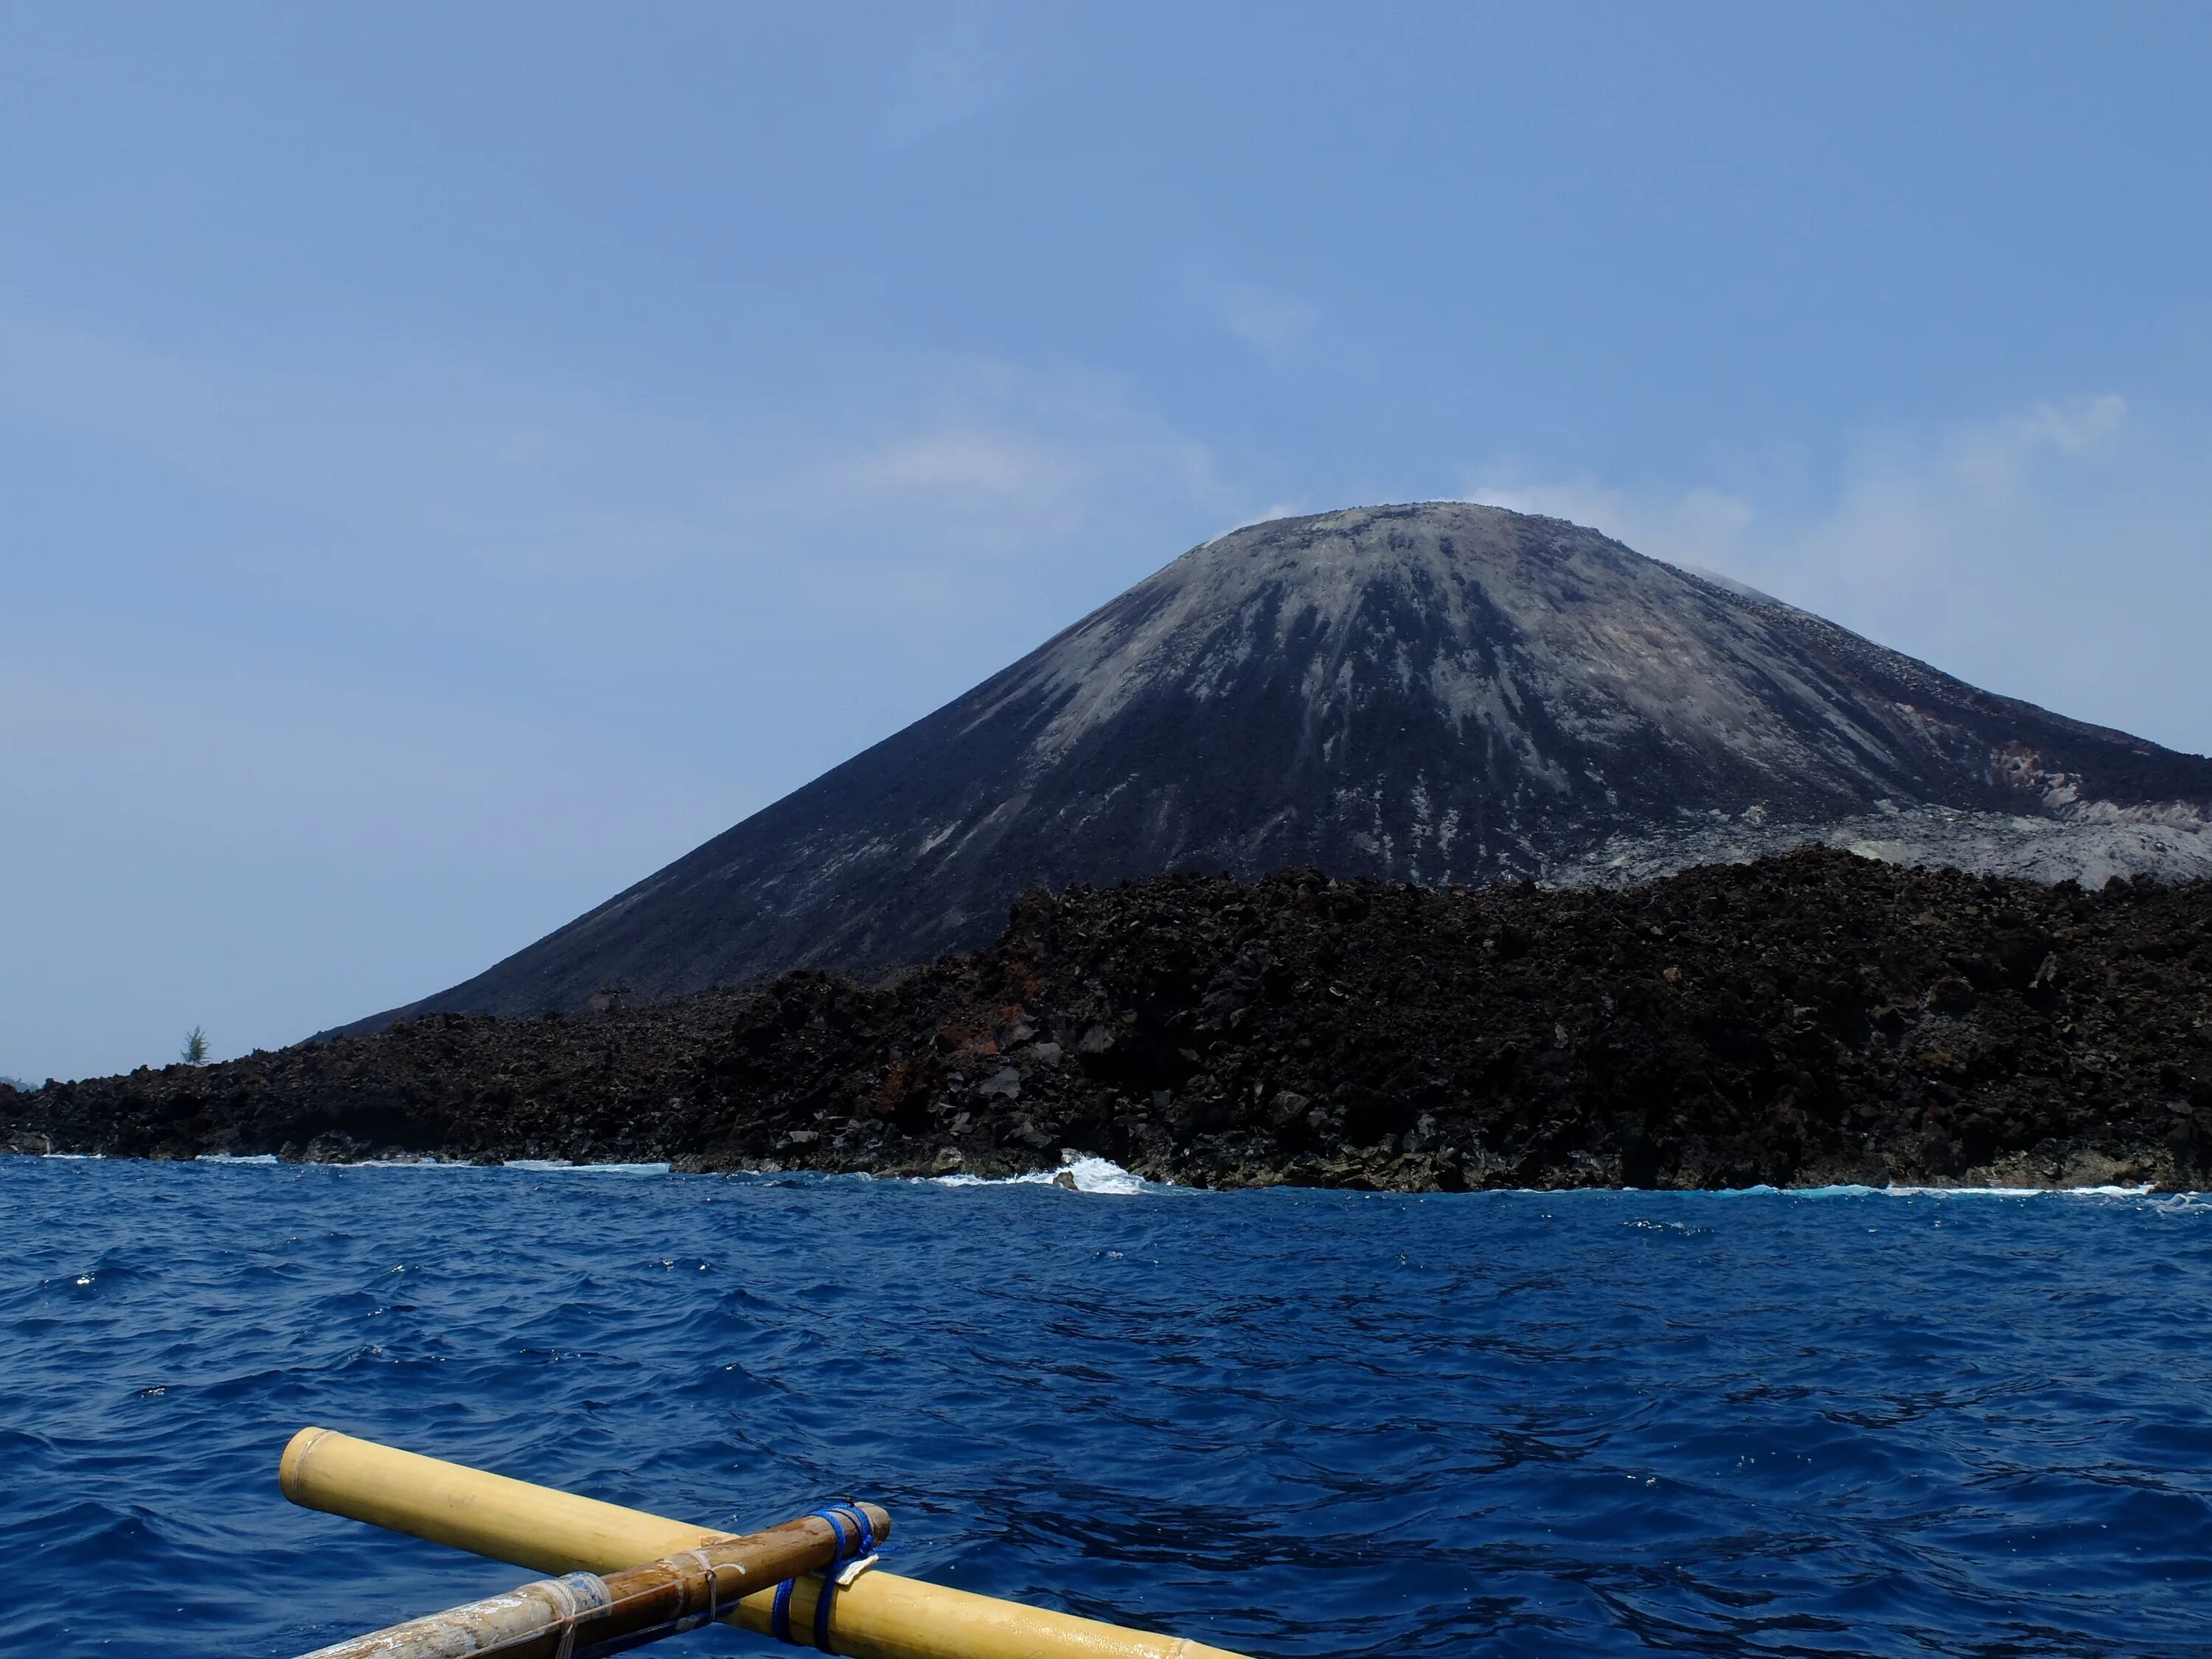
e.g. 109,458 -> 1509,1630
355,502 -> 2212,1026
14,850 -> 2211,1191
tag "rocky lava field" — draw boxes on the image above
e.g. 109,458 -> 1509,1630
7,849 -> 2211,1191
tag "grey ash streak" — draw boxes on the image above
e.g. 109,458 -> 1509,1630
355,502 -> 2212,1027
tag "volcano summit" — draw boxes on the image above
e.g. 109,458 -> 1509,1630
356,502 -> 2212,1026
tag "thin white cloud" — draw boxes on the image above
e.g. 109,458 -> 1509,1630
855,429 -> 1077,496
1187,271 -> 1318,365
1218,498 -> 1319,538
879,1 -> 1032,145
1466,394 -> 2212,754
1225,285 -> 1318,360
0,310 -> 1252,1077
0,311 -> 713,584
782,361 -> 1237,608
0,310 -> 1237,627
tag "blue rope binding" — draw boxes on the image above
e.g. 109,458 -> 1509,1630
769,1503 -> 877,1654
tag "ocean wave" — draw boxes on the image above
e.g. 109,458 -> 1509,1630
1788,1181 -> 2171,1199
501,1159 -> 673,1175
930,1155 -> 1160,1195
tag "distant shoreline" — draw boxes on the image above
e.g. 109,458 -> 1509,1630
2,1150 -> 2196,1201
7,848 -> 2209,1194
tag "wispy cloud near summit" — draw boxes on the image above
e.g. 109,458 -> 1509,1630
1468,394 -> 2210,754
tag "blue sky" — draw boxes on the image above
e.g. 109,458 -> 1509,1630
4,3 -> 2209,1082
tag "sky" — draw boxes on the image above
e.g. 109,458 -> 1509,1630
4,3 -> 2209,1082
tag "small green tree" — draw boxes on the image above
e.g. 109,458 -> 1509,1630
181,1026 -> 209,1065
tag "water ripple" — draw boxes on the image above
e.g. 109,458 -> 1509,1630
1,1160 -> 2208,1656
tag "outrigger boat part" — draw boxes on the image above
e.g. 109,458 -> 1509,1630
282,1427 -> 1251,1659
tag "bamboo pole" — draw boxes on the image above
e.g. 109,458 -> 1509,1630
295,1504 -> 891,1659
298,1571 -> 608,1659
281,1428 -> 1253,1659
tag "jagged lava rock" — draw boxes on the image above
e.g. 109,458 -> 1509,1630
12,850 -> 2212,1190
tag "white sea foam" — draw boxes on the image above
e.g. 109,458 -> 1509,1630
932,1155 -> 1158,1195
2146,1192 -> 2211,1213
1494,1180 -> 2193,1200
504,1159 -> 673,1175
351,1158 -> 479,1169
1792,1183 -> 2165,1199
21,1148 -> 2201,1202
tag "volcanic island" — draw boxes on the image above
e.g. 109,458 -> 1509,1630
9,504 -> 2209,1189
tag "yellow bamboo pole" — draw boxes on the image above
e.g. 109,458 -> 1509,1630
280,1428 -> 1252,1659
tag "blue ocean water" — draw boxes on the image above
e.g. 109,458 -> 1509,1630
1,1159 -> 2208,1658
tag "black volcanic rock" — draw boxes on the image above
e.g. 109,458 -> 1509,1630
355,501 -> 2212,1026
13,850 -> 2212,1191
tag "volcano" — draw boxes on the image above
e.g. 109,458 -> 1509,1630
350,502 -> 2212,1026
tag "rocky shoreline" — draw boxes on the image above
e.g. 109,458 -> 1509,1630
7,848 -> 2210,1191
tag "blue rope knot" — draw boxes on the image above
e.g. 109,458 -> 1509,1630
770,1503 -> 877,1653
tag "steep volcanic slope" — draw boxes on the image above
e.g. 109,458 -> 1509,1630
356,502 -> 2212,1023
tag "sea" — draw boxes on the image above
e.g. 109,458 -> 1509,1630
1,1156 -> 2208,1658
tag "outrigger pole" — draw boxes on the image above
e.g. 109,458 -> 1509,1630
297,1502 -> 890,1659
282,1427 -> 1253,1659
